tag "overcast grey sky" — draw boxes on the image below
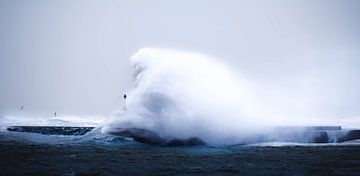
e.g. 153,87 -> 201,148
0,0 -> 359,118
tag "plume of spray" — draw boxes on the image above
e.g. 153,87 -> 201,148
103,48 -> 288,145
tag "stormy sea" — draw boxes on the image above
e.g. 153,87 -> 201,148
1,48 -> 360,175
1,125 -> 360,176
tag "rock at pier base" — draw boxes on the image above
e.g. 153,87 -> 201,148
109,128 -> 206,147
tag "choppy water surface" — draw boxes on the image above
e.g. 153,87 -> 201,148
1,131 -> 359,176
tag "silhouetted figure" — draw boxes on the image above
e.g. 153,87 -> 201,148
54,112 -> 57,117
124,94 -> 127,99
19,105 -> 24,111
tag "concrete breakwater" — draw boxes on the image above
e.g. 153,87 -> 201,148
6,126 -> 95,136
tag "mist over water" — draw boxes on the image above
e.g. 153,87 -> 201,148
1,47 -> 359,145
104,48 -> 333,145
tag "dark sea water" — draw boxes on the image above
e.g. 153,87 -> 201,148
0,131 -> 359,176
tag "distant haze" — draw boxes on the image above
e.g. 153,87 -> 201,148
0,0 -> 360,121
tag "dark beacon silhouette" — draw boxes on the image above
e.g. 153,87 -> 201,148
123,94 -> 127,110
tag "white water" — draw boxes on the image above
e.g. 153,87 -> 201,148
245,140 -> 360,147
0,115 -> 105,130
103,48 -> 302,144
2,48 -> 359,145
